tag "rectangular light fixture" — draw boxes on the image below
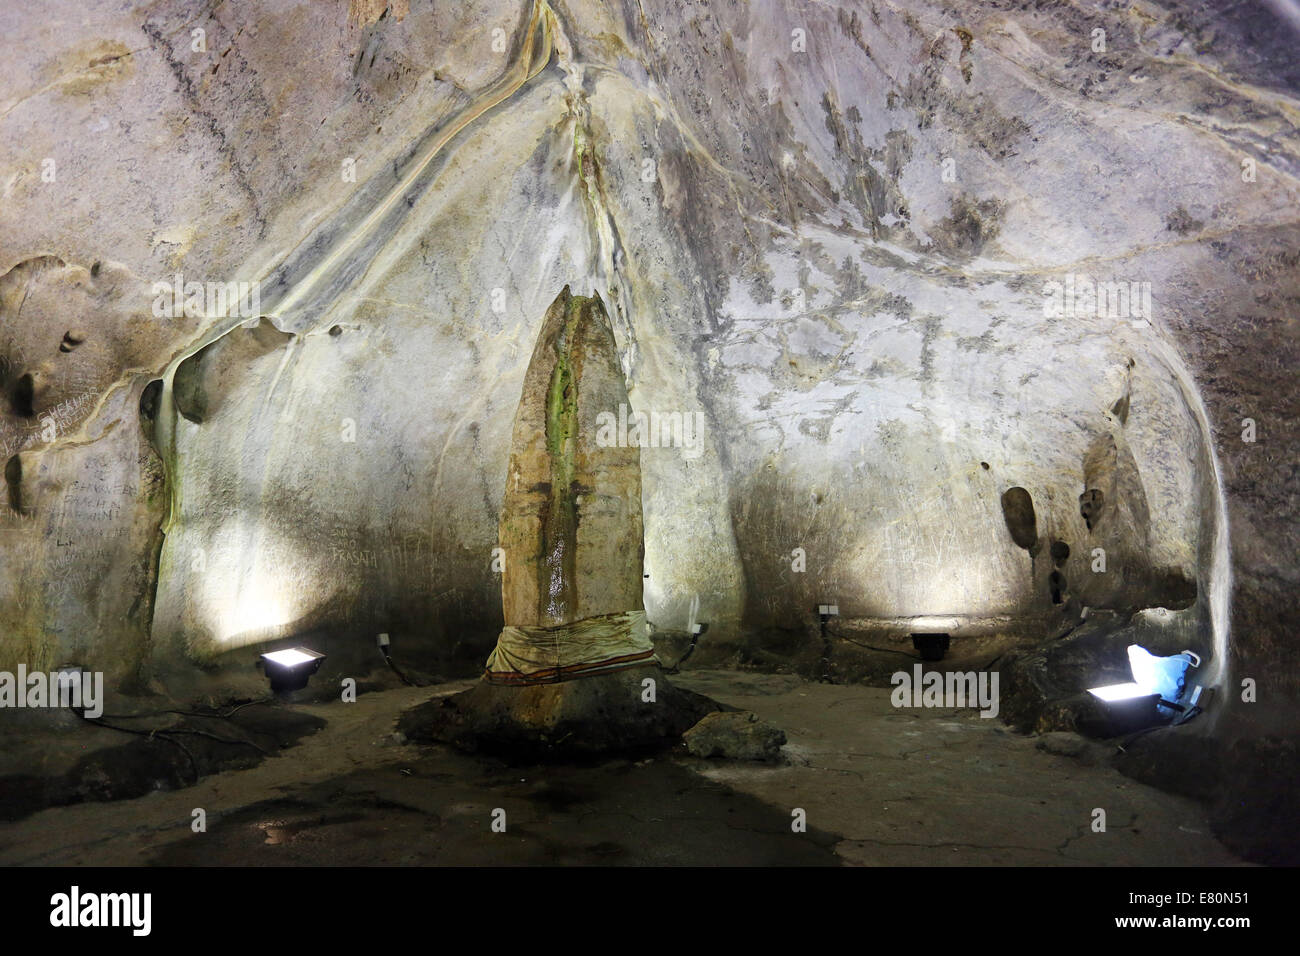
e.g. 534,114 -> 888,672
262,648 -> 321,667
1084,645 -> 1204,736
1087,646 -> 1201,705
1085,687 -> 1162,736
911,632 -> 951,662
260,646 -> 326,694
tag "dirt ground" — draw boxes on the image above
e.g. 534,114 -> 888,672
0,670 -> 1245,866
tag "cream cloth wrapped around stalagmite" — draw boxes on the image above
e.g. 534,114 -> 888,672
484,609 -> 657,685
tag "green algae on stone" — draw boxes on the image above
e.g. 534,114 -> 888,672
499,286 -> 643,628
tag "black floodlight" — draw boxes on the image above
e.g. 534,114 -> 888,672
1086,646 -> 1202,735
911,632 -> 950,661
1085,682 -> 1163,735
260,646 -> 325,693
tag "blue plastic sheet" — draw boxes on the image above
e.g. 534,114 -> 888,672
1127,644 -> 1198,703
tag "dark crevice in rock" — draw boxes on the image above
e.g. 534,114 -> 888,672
10,372 -> 35,418
1048,570 -> 1066,605
3,454 -> 24,513
172,318 -> 293,424
1079,487 -> 1104,530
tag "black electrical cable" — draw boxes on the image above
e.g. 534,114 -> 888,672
161,727 -> 273,756
81,703 -> 276,775
97,698 -> 276,722
79,696 -> 278,786
665,640 -> 696,673
666,625 -> 708,674
1116,724 -> 1164,751
819,617 -> 834,683
382,649 -> 418,686
76,711 -> 200,785
170,699 -> 276,719
827,624 -> 920,658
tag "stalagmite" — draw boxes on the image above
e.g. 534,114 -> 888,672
486,285 -> 653,683
401,287 -> 721,755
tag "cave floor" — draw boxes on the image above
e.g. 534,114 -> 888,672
0,670 -> 1245,866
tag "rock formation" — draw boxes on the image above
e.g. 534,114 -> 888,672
486,286 -> 652,684
402,287 -> 718,755
0,0 -> 1296,855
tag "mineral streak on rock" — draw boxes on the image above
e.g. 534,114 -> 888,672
500,285 -> 643,627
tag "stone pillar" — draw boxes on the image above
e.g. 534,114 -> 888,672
403,286 -> 721,756
499,285 -> 643,626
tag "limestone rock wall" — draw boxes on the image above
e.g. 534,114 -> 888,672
0,0 -> 1294,755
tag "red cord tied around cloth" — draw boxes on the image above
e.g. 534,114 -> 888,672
483,609 -> 656,685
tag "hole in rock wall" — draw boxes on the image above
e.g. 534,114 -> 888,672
1000,486 -> 1038,551
139,379 -> 162,423
11,372 -> 35,418
172,348 -> 209,424
1079,488 -> 1104,530
1048,570 -> 1066,605
138,378 -> 163,445
3,454 -> 22,513
171,319 -> 293,425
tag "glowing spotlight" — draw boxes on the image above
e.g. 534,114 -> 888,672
1086,645 -> 1202,734
260,646 -> 325,694
1088,646 -> 1201,705
1087,681 -> 1151,702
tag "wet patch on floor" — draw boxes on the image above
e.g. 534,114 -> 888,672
0,701 -> 326,822
151,749 -> 841,866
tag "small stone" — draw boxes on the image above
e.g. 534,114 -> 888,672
1037,731 -> 1088,757
683,710 -> 786,761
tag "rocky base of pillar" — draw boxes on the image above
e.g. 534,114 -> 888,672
398,664 -> 724,759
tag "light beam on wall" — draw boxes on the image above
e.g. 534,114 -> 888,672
224,588 -> 292,643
